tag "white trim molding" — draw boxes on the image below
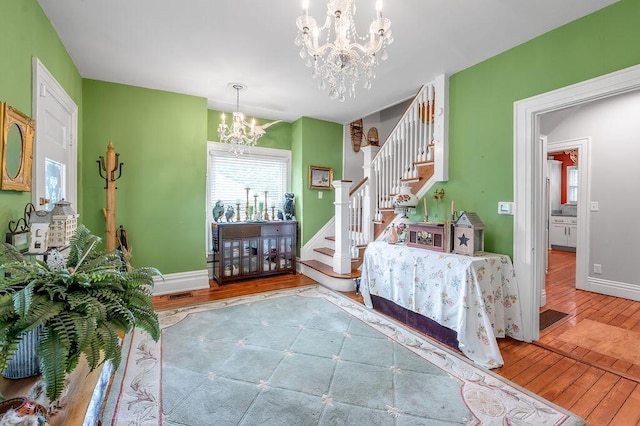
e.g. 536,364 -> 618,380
587,277 -> 640,301
152,269 -> 210,296
514,63 -> 640,342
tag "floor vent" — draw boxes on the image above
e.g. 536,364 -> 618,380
168,291 -> 194,300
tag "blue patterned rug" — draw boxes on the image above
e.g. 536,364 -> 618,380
103,286 -> 584,425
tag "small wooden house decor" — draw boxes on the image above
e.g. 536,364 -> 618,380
408,222 -> 450,252
28,210 -> 51,253
453,211 -> 485,256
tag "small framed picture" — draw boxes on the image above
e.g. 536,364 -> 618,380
309,165 -> 333,190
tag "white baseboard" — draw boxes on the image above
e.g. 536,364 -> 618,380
587,277 -> 640,301
152,269 -> 210,296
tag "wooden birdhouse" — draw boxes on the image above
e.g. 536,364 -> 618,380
48,200 -> 78,248
453,211 -> 485,256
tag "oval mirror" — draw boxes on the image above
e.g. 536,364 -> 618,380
5,123 -> 23,179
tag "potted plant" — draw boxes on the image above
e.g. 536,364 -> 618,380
0,225 -> 160,402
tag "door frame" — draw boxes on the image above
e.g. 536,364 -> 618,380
32,57 -> 78,210
546,137 -> 590,291
514,63 -> 640,342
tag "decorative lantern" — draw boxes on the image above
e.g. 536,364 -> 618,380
48,200 -> 78,248
453,211 -> 485,256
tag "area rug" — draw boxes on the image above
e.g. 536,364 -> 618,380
103,286 -> 584,425
556,319 -> 640,365
539,309 -> 570,331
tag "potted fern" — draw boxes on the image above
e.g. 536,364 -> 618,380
0,225 -> 160,401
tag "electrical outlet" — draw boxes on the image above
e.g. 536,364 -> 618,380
593,264 -> 602,274
590,201 -> 599,211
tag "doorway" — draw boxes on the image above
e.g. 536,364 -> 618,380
514,64 -> 640,342
32,58 -> 78,211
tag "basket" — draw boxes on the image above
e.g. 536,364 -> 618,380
0,397 -> 47,419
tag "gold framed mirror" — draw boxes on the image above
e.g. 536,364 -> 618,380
0,102 -> 35,191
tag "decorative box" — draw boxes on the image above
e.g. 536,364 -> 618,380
407,222 -> 451,252
453,211 -> 485,256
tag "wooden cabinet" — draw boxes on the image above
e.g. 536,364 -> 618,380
211,221 -> 297,283
549,216 -> 577,249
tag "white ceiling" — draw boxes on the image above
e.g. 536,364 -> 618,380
37,0 -> 618,124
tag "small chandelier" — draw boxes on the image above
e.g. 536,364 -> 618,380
295,0 -> 393,102
218,83 -> 280,156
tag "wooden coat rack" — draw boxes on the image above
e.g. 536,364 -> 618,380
97,141 -> 124,251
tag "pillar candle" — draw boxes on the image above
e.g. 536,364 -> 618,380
451,200 -> 455,218
259,201 -> 264,211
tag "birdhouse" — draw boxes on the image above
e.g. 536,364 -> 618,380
29,210 -> 52,253
453,211 -> 485,256
48,200 -> 78,248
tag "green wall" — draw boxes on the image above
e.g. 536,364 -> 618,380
0,0 -> 82,234
82,80 -> 208,274
291,117 -> 343,245
443,0 -> 640,256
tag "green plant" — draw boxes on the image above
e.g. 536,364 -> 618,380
0,225 -> 160,401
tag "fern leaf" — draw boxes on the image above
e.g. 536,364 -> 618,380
38,326 -> 71,401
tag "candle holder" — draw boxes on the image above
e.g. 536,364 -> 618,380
245,188 -> 251,221
236,203 -> 241,222
263,191 -> 269,220
271,206 -> 276,221
253,194 -> 259,220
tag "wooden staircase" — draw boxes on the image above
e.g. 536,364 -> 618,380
299,75 -> 449,292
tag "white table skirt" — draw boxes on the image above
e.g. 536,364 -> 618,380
360,241 -> 524,368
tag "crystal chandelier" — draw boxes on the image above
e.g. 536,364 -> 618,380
218,83 -> 280,156
295,0 -> 393,102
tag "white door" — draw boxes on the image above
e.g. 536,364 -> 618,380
32,58 -> 78,211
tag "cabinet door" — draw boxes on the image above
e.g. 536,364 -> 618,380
262,237 -> 278,273
567,225 -> 577,247
279,236 -> 294,270
242,238 -> 260,275
221,240 -> 242,278
549,223 -> 566,246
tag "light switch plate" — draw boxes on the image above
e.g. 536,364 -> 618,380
590,201 -> 599,211
498,202 -> 514,215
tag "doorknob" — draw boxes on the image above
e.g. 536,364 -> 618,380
39,197 -> 50,205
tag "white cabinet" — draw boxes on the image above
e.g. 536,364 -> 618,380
549,216 -> 577,248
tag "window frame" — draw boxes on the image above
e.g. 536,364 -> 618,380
205,142 -> 291,254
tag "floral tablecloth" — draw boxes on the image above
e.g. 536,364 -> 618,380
360,241 -> 524,368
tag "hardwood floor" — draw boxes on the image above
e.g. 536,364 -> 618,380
151,259 -> 640,425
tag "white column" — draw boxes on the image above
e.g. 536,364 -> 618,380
332,180 -> 353,275
362,145 -> 380,241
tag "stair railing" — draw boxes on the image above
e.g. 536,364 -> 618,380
333,74 -> 448,275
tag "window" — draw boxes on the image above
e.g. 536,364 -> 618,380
207,142 -> 291,252
566,166 -> 578,204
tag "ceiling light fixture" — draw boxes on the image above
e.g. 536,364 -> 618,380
295,0 -> 393,102
218,83 -> 280,156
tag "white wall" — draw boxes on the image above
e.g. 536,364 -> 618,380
544,89 -> 640,286
342,99 -> 411,183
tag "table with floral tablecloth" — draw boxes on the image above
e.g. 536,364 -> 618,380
360,241 -> 524,368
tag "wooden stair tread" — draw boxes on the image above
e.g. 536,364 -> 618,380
300,259 -> 361,279
314,247 -> 334,256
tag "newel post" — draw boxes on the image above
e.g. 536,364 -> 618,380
362,145 -> 380,242
332,180 -> 353,275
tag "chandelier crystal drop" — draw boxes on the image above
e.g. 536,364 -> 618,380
295,0 -> 393,102
217,83 -> 280,156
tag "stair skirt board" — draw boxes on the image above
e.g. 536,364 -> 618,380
299,264 -> 357,293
